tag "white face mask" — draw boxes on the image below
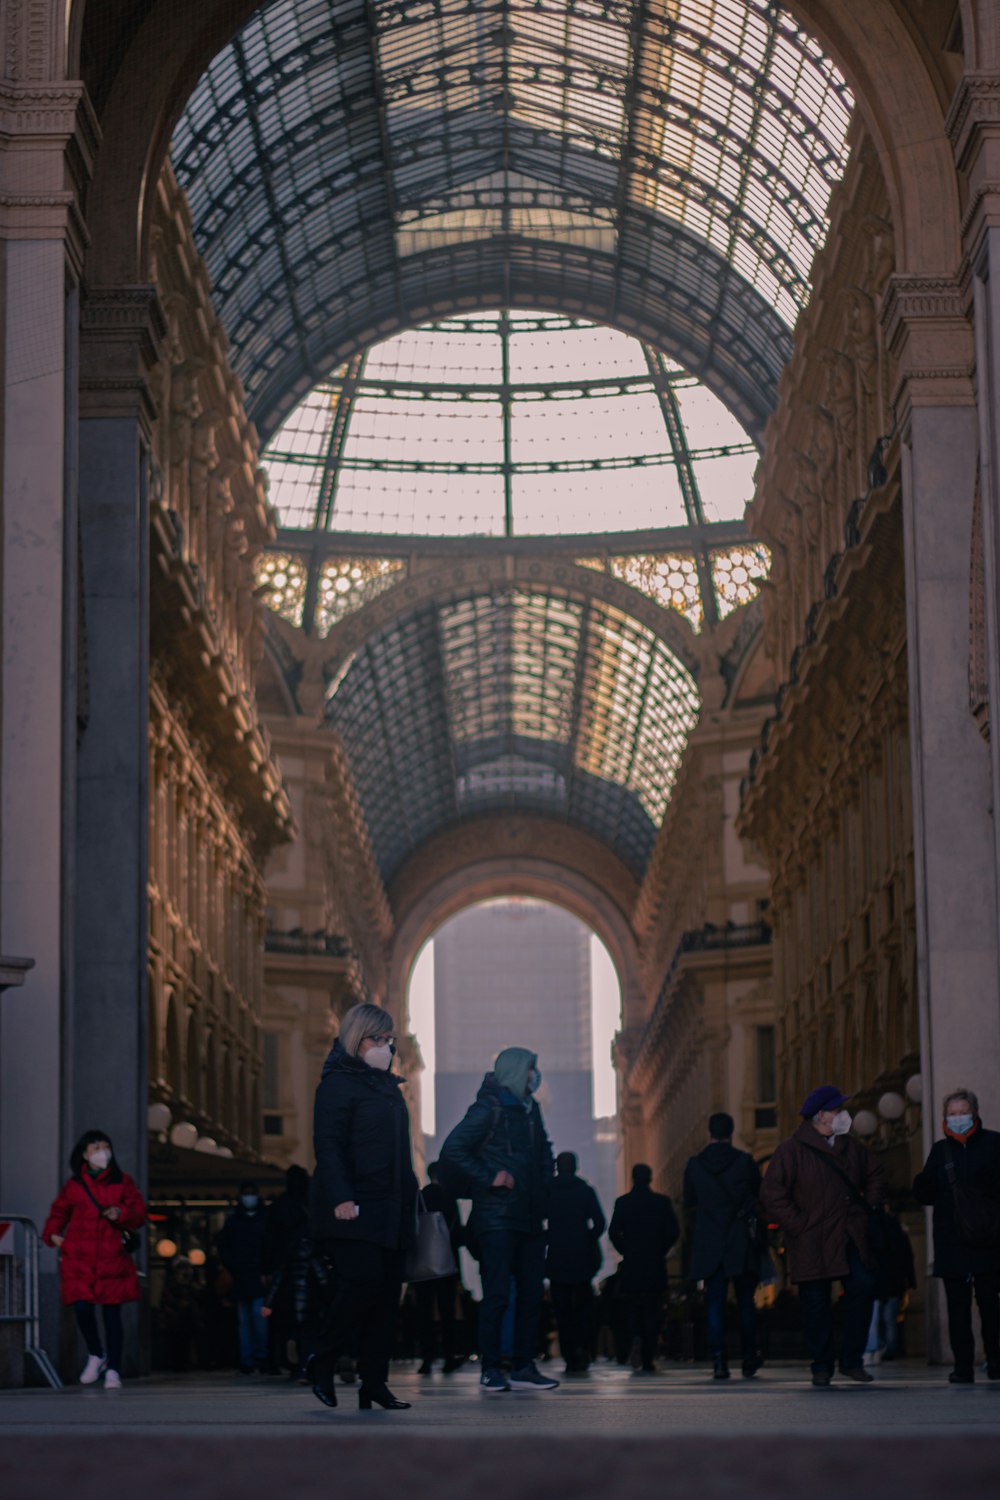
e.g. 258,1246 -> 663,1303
947,1114 -> 974,1136
830,1110 -> 852,1137
88,1148 -> 111,1171
363,1044 -> 393,1071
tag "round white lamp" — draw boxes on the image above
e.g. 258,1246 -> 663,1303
905,1074 -> 923,1104
169,1121 -> 198,1150
194,1136 -> 218,1154
148,1102 -> 172,1136
215,1146 -> 233,1159
852,1109 -> 879,1137
877,1090 -> 906,1121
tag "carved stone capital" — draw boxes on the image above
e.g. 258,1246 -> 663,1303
80,286 -> 168,432
0,82 -> 98,270
880,275 -> 974,413
946,73 -> 1000,172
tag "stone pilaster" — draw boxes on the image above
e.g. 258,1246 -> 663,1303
884,281 -> 999,1358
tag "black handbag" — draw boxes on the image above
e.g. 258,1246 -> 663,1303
80,1175 -> 141,1255
944,1146 -> 1000,1248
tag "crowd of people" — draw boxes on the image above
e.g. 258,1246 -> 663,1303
40,1001 -> 1000,1399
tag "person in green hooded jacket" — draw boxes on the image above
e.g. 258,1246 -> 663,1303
440,1046 -> 557,1393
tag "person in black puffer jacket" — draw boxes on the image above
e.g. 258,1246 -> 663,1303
440,1046 -> 556,1393
308,1003 -> 418,1411
546,1151 -> 606,1374
913,1087 -> 1000,1383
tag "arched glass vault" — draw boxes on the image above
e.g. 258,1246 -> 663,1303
171,0 -> 853,441
327,586 -> 700,882
168,0 -> 851,882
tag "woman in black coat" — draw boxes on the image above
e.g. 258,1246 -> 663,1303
913,1087 -> 1000,1383
308,1003 -> 418,1410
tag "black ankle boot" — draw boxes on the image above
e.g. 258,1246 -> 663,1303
359,1383 -> 411,1410
306,1354 -> 337,1407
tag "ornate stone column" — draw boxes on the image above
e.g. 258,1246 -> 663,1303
949,72 -> 1000,1015
0,75 -> 94,1355
76,288 -> 164,1291
884,273 -> 1000,1359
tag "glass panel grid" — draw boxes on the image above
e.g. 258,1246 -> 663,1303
325,585 -> 701,880
711,541 -> 772,618
172,0 -> 853,430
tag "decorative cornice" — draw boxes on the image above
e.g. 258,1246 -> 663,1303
946,74 -> 1000,171
880,274 -> 967,348
80,285 -> 168,428
0,82 -> 85,139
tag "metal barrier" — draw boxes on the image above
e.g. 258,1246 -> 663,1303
0,1214 -> 62,1388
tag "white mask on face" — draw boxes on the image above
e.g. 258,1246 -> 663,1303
830,1110 -> 852,1137
89,1148 -> 111,1171
363,1044 -> 393,1071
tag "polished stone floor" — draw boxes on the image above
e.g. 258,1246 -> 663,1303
2,1361 -> 999,1499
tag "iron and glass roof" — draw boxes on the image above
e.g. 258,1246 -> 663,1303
263,310 -> 758,538
326,587 -> 701,881
171,0 -> 853,443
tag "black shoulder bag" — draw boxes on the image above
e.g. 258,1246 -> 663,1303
80,1175 -> 141,1256
698,1158 -> 769,1253
943,1143 -> 1000,1248
808,1145 -> 890,1260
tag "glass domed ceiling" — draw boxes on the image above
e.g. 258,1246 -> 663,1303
263,311 -> 759,537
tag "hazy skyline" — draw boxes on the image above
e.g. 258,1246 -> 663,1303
408,904 -> 621,1136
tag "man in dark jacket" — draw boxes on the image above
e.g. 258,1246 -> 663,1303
913,1087 -> 1000,1382
546,1151 -> 606,1374
608,1163 -> 680,1372
439,1046 -> 556,1393
761,1084 -> 886,1386
217,1181 -> 269,1373
683,1112 -> 763,1380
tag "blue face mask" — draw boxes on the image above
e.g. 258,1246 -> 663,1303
527,1068 -> 541,1094
947,1114 -> 974,1137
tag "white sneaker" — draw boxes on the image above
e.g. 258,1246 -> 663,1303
104,1369 -> 122,1390
80,1354 -> 107,1385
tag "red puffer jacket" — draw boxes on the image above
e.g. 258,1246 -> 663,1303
42,1170 -> 146,1305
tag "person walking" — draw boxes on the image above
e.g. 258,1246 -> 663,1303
608,1163 -> 680,1373
217,1180 -> 270,1374
863,1205 -> 916,1364
42,1129 -> 147,1389
546,1151 -> 605,1375
683,1112 -> 763,1380
415,1161 -> 464,1375
761,1084 -> 886,1386
309,1002 -> 418,1411
262,1165 -> 327,1379
913,1087 -> 1000,1383
440,1045 -> 557,1393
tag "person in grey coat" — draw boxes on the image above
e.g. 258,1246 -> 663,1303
683,1113 -> 763,1380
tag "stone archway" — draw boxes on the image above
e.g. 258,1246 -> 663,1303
385,833 -> 648,1050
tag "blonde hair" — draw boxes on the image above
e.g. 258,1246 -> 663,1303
338,1002 -> 395,1059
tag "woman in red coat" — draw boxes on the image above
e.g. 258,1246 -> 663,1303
42,1129 -> 147,1388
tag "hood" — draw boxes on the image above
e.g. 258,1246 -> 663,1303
493,1046 -> 537,1101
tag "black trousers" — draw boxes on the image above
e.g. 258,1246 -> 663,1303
626,1289 -> 663,1368
797,1241 -> 876,1375
478,1230 -> 546,1370
415,1273 -> 458,1361
549,1281 -> 594,1368
74,1301 -> 123,1374
314,1241 -> 404,1390
943,1273 -> 1000,1375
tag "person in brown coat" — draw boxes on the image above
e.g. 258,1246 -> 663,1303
761,1084 -> 887,1386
